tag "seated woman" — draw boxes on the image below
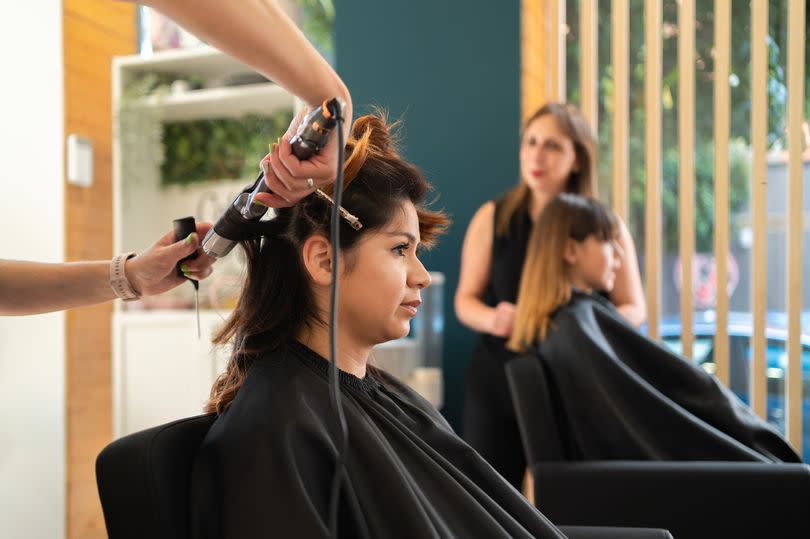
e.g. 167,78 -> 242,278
189,115 -> 565,538
507,193 -> 800,463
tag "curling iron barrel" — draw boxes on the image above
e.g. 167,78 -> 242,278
201,98 -> 344,258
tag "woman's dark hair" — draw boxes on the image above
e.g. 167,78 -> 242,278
205,112 -> 449,414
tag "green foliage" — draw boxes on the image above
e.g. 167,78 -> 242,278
160,111 -> 294,187
294,0 -> 335,56
565,0 -> 808,255
656,139 -> 751,252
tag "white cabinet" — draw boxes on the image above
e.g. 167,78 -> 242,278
112,310 -> 229,437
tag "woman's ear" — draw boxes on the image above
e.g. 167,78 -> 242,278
301,235 -> 333,286
563,238 -> 580,266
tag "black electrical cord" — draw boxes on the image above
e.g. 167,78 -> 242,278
326,108 -> 370,539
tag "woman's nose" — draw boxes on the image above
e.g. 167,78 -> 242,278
532,145 -> 546,163
410,258 -> 431,289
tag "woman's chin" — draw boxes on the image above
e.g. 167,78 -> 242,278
389,322 -> 412,341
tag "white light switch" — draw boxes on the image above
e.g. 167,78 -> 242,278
67,134 -> 93,187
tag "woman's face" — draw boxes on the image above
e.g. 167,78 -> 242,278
338,200 -> 431,346
520,115 -> 579,197
567,235 -> 621,292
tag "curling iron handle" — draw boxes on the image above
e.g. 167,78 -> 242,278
173,216 -> 199,289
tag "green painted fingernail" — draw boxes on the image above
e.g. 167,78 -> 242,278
180,264 -> 190,273
185,233 -> 196,244
183,271 -> 191,278
252,199 -> 267,207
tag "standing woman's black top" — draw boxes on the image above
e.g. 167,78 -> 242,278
190,340 -> 565,539
462,197 -> 532,489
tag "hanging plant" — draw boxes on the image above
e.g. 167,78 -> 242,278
160,109 -> 294,187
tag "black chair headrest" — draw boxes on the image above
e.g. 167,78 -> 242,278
96,413 -> 216,539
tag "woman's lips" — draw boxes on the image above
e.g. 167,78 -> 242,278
531,170 -> 544,178
400,300 -> 421,316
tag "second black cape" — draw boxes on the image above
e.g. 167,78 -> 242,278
535,291 -> 800,463
190,341 -> 564,539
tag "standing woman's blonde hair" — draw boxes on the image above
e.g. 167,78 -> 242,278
507,194 -> 619,352
496,102 -> 597,237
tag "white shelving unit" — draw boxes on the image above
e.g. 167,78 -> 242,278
111,47 -> 298,437
112,46 -> 299,264
111,47 -> 443,439
129,83 -> 294,122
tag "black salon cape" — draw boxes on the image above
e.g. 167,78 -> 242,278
535,290 -> 801,463
190,341 -> 564,539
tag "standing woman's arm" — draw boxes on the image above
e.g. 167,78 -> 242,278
609,217 -> 647,326
455,202 -> 510,335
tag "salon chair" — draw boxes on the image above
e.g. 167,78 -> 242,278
96,413 -> 670,539
506,353 -> 810,539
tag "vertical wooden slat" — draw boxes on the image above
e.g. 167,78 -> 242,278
580,0 -> 598,129
750,0 -> 768,419
521,0 -> 548,122
678,0 -> 695,359
785,0 -> 805,452
64,1 -> 136,538
713,0 -> 731,387
612,0 -> 629,220
548,0 -> 566,101
644,0 -> 662,340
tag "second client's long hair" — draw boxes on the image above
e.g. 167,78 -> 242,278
508,193 -> 618,352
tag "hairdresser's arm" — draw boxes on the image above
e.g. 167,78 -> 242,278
609,218 -> 647,326
0,223 -> 214,316
455,202 -> 515,337
137,0 -> 352,130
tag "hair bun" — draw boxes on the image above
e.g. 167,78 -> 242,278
342,110 -> 401,186
350,113 -> 397,155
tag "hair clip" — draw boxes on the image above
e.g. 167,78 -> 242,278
314,189 -> 363,230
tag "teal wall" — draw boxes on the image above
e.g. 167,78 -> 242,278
335,1 -> 521,428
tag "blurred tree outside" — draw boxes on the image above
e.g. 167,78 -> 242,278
564,0 -> 809,256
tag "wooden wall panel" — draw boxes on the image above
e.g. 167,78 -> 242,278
521,0 -> 548,122
63,2 -> 135,538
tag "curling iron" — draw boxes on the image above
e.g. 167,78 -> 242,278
201,97 -> 358,258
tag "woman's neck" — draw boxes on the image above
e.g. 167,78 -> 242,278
567,271 -> 593,295
296,324 -> 371,379
528,189 -> 554,221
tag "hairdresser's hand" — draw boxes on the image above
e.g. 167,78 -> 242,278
254,106 -> 344,208
490,301 -> 517,338
125,222 -> 216,297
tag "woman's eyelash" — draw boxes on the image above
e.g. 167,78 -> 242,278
393,243 -> 409,256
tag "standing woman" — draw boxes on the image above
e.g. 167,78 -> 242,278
455,102 -> 646,489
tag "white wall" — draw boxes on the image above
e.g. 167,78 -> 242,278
0,2 -> 66,538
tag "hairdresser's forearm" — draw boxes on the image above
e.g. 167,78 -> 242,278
455,294 -> 496,334
0,260 -> 116,316
138,0 -> 352,120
